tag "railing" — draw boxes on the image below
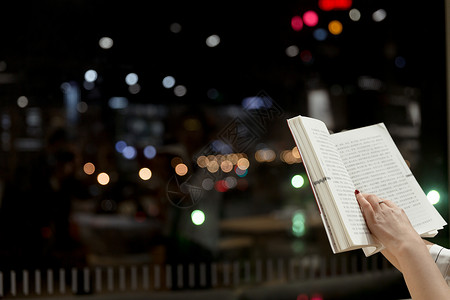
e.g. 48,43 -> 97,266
0,253 -> 394,298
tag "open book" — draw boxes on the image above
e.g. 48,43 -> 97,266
287,115 -> 447,256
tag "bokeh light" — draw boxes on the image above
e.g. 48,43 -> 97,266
427,190 -> 440,205
291,16 -> 303,31
175,163 -> 188,176
99,37 -> 113,49
17,96 -> 28,108
139,167 -> 152,180
291,174 -> 305,188
328,20 -> 343,35
349,8 -> 361,21
191,210 -> 205,225
83,162 -> 95,175
303,11 -> 319,27
143,145 -> 157,159
292,211 -> 306,237
162,76 -> 176,88
206,34 -> 221,47
97,172 -> 110,185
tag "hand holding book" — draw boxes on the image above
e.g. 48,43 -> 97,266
287,115 -> 447,256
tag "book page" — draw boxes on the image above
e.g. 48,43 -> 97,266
299,117 -> 374,246
332,123 -> 447,235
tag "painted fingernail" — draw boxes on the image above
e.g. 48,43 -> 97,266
354,189 -> 360,195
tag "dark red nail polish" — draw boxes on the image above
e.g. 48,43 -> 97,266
355,189 -> 360,195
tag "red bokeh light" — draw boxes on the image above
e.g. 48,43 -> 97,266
291,16 -> 303,31
318,0 -> 352,11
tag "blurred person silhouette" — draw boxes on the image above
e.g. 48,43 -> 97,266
355,191 -> 450,300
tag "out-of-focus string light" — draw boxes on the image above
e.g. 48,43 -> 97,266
97,172 -> 110,185
328,20 -> 343,35
99,37 -> 113,49
313,28 -> 328,41
220,160 -> 234,173
122,145 -> 137,159
427,190 -> 440,205
319,0 -> 352,11
115,140 -> 127,153
162,76 -> 176,88
191,210 -> 205,225
291,16 -> 303,31
286,45 -> 299,57
255,149 -> 276,163
174,85 -> 187,97
143,145 -> 157,159
83,162 -> 95,175
237,157 -> 250,170
175,163 -> 188,176
372,9 -> 387,22
17,96 -> 28,108
206,34 -> 221,47
291,174 -> 305,188
303,11 -> 319,27
84,70 -> 98,82
139,167 -> 152,180
349,8 -> 361,21
125,73 -> 138,85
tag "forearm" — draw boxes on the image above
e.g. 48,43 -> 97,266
382,239 -> 434,272
394,241 -> 450,300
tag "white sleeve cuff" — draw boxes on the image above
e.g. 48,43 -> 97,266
429,244 -> 450,287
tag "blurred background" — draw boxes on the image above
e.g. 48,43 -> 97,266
0,0 -> 448,299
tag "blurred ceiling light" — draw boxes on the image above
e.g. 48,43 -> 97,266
125,73 -> 138,85
286,45 -> 299,57
99,37 -> 113,49
303,10 -> 319,27
206,34 -> 221,47
349,8 -> 361,21
162,76 -> 176,88
84,69 -> 98,82
372,9 -> 387,22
